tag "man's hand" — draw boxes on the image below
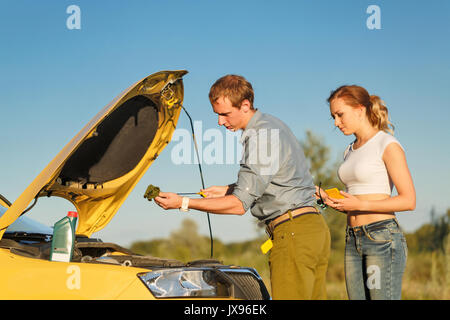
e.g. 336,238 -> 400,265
200,185 -> 229,198
154,192 -> 183,210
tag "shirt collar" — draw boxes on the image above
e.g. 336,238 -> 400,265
240,109 -> 261,144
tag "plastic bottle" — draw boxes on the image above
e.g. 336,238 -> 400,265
50,211 -> 78,262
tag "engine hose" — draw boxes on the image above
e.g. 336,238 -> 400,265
181,106 -> 214,258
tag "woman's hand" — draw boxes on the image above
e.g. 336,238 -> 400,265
314,186 -> 333,206
327,191 -> 363,212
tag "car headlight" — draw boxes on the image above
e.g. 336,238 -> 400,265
138,268 -> 232,298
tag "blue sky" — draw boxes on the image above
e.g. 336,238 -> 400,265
0,0 -> 449,247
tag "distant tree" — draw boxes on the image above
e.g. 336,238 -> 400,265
432,209 -> 450,253
300,130 -> 342,188
130,238 -> 167,257
406,208 -> 450,253
130,218 -> 220,261
168,218 -> 213,260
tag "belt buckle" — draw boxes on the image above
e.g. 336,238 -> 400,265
287,209 -> 294,220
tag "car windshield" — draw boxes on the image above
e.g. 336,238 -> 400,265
0,205 -> 53,235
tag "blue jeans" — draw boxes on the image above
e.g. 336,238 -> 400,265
344,218 -> 408,300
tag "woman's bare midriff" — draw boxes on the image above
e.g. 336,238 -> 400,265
346,193 -> 395,227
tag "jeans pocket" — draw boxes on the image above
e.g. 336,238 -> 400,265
365,227 -> 392,243
269,231 -> 287,265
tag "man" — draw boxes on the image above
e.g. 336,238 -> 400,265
154,74 -> 330,299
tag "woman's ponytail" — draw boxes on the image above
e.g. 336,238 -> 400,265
368,95 -> 394,135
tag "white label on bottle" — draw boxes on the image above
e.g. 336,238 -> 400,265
51,253 -> 70,262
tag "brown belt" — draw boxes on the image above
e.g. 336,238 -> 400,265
265,206 -> 319,238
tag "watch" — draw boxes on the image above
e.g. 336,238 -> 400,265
180,197 -> 190,212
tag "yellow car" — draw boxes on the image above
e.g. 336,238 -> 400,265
0,70 -> 270,300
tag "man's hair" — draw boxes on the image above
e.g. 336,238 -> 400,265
209,74 -> 254,109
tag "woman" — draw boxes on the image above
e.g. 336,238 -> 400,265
316,85 -> 415,300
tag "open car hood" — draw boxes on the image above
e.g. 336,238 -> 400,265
0,70 -> 188,240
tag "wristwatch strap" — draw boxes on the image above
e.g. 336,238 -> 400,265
180,197 -> 190,212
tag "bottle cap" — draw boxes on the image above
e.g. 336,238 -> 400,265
67,211 -> 78,218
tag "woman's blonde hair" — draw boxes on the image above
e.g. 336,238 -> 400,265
327,85 -> 394,134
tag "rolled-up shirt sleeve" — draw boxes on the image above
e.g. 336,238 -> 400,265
232,162 -> 272,212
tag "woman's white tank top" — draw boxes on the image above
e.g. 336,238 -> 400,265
337,131 -> 403,195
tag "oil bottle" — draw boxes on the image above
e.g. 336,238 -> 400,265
50,211 -> 78,262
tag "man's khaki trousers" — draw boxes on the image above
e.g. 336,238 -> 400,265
269,213 -> 331,300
